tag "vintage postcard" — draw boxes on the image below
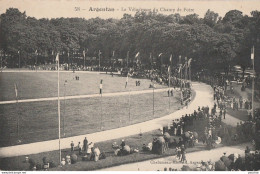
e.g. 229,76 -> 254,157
0,0 -> 260,172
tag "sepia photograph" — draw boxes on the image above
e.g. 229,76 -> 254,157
0,0 -> 260,171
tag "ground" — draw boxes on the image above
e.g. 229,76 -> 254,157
0,81 -> 212,171
0,129 -> 221,171
0,72 -> 165,101
0,71 -> 181,147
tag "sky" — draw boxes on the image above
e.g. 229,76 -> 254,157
0,0 -> 260,19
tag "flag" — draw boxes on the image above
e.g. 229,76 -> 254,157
112,50 -> 115,57
135,52 -> 140,64
83,50 -> 86,58
125,73 -> 128,88
135,52 -> 140,58
168,66 -> 171,73
178,65 -> 182,73
14,83 -> 18,99
150,53 -> 153,64
99,50 -> 102,56
18,50 -> 20,54
188,58 -> 192,67
169,54 -> 172,63
158,53 -> 163,57
251,46 -> 254,60
56,53 -> 59,63
179,55 -> 181,64
100,79 -> 103,94
35,50 -> 38,54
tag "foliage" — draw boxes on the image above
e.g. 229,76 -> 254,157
0,8 -> 259,72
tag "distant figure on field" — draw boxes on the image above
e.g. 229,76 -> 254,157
78,142 -> 82,155
71,141 -> 74,152
120,139 -> 125,149
83,137 -> 88,151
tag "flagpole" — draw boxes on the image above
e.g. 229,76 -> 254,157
168,55 -> 171,110
18,51 -> 20,71
83,49 -> 86,70
99,50 -> 101,73
185,57 -> 188,83
17,98 -> 19,140
63,81 -> 67,136
127,51 -> 129,70
101,92 -> 103,130
180,65 -> 182,86
252,46 -> 255,119
125,72 -> 130,122
67,50 -> 70,70
1,50 -> 2,72
57,53 -> 61,166
99,50 -> 102,129
35,51 -> 38,72
1,53 -> 2,72
153,80 -> 155,117
161,55 -> 163,74
189,61 -> 191,83
100,79 -> 103,130
128,88 -> 131,122
180,64 -> 183,105
15,84 -> 19,140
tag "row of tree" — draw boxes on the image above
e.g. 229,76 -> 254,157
0,8 -> 259,73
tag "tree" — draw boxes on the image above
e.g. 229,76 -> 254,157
203,9 -> 219,27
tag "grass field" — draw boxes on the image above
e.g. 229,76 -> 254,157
0,72 -> 182,147
0,72 -> 165,101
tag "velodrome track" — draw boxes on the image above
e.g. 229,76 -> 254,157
0,82 -> 214,158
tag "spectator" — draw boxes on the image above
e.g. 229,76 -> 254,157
83,137 -> 88,151
70,141 -> 74,152
78,142 -> 82,155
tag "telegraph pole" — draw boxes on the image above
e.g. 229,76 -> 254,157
0,50 -> 3,72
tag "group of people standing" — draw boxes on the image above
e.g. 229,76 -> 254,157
68,137 -> 103,162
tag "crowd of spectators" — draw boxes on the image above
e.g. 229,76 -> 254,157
178,148 -> 260,171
